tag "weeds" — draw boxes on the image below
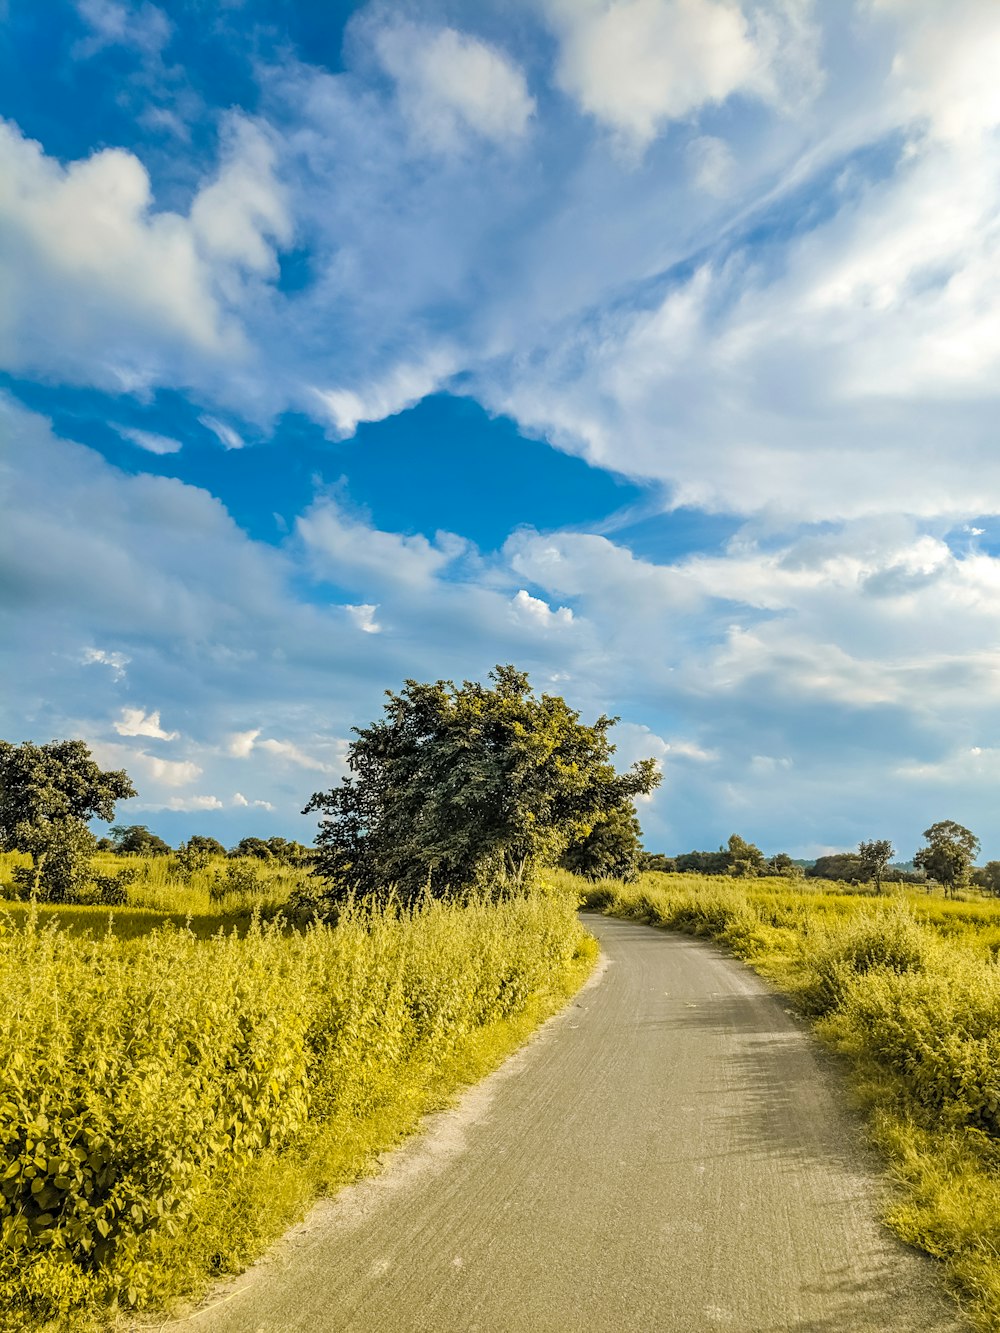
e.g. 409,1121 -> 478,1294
0,888 -> 594,1330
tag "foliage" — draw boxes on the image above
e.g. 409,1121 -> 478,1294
110,825 -> 171,857
914,821 -> 980,898
805,852 -> 863,881
971,861 -> 1000,896
674,847 -> 730,875
0,741 -> 136,903
186,836 -> 226,857
559,802 -> 643,881
857,838 -> 894,893
639,852 -> 676,873
726,832 -> 764,877
230,836 -> 274,860
765,852 -> 798,877
305,666 -> 659,901
0,888 -> 592,1326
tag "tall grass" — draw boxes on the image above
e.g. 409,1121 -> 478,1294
0,887 -> 595,1330
0,851 -> 311,937
571,868 -> 1000,1330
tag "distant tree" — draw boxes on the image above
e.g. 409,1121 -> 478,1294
230,836 -> 274,860
305,665 -> 660,902
857,839 -> 894,894
639,852 -> 677,874
971,861 -> 1000,897
914,821 -> 980,898
560,803 -> 644,881
264,836 -> 310,864
0,739 -> 136,901
675,848 -> 730,875
111,824 -> 171,856
766,852 -> 797,877
186,835 -> 226,857
727,833 -> 765,878
806,853 -> 863,882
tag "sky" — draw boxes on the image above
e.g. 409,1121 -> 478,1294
3,0 -> 1000,859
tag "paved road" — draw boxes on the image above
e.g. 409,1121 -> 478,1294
196,915 -> 966,1332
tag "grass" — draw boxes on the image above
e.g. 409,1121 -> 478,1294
567,867 -> 1000,1330
0,883 -> 596,1331
0,851 -> 309,938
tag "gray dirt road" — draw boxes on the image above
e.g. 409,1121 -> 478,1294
195,914 -> 966,1332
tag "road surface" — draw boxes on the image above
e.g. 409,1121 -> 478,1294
194,914 -> 965,1332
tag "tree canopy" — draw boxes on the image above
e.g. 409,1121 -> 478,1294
914,820 -> 980,897
0,739 -> 136,900
110,824 -> 171,856
304,666 -> 660,900
857,838 -> 894,893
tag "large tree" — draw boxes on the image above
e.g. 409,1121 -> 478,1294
914,821 -> 980,898
304,666 -> 660,901
0,740 -> 136,901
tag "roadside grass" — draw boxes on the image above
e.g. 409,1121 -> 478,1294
566,868 -> 1000,1331
0,886 -> 596,1331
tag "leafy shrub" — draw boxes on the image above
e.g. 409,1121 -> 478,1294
800,907 -> 931,1015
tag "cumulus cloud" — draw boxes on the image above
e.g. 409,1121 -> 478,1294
0,113 -> 288,394
372,21 -> 535,152
545,0 -> 820,151
113,706 -> 178,739
509,589 -> 574,629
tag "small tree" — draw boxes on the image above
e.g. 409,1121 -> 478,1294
110,824 -> 172,856
0,739 -> 136,901
727,833 -> 765,878
766,852 -> 797,877
230,836 -> 274,860
914,821 -> 980,898
857,838 -> 894,894
305,665 -> 660,902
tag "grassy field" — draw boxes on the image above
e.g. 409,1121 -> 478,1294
0,851 -> 310,938
0,876 -> 596,1331
567,868 -> 1000,1331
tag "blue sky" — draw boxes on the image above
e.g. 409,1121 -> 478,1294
3,0 -> 1000,859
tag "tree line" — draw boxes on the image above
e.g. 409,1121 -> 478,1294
1,670 -> 997,906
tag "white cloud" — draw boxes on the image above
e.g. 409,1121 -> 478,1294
310,349 -> 456,439
114,706 -> 178,739
545,0 -> 818,151
81,646 -> 130,678
257,737 -> 337,772
0,113 -> 287,396
373,22 -> 535,152
228,728 -> 261,758
509,589 -> 574,630
199,415 -> 245,450
73,0 -> 170,56
114,425 -> 183,455
346,603 -> 381,634
297,497 -> 466,591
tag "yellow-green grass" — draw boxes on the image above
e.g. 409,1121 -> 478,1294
567,868 -> 1000,1330
0,885 -> 595,1331
0,852 -> 310,937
